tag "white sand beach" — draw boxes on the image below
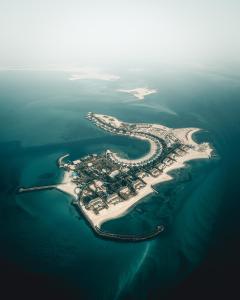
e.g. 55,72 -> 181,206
79,185 -> 154,228
56,172 -> 78,199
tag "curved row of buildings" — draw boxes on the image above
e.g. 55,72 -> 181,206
86,112 -> 165,167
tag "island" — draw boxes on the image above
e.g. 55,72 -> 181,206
117,88 -> 157,100
18,113 -> 213,242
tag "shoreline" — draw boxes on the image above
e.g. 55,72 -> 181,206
109,133 -> 162,166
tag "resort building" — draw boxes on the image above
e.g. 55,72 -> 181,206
119,187 -> 131,200
107,193 -> 121,205
133,180 -> 146,191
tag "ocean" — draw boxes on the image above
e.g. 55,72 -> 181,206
0,66 -> 240,299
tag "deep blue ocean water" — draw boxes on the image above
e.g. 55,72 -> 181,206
0,67 -> 240,299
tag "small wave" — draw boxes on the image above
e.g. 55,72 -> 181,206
114,243 -> 151,300
15,197 -> 36,218
133,102 -> 178,116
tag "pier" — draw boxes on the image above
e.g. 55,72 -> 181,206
18,185 -> 57,193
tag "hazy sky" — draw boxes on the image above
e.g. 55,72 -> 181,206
0,0 -> 239,67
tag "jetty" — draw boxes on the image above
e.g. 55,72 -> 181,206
57,153 -> 70,168
94,225 -> 164,242
151,185 -> 159,194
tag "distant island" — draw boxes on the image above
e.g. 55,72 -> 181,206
69,67 -> 120,81
19,113 -> 213,241
117,88 -> 157,100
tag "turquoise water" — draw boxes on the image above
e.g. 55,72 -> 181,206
0,68 -> 240,299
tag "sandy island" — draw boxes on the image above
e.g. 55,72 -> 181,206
18,113 -> 214,236
117,88 -> 157,100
